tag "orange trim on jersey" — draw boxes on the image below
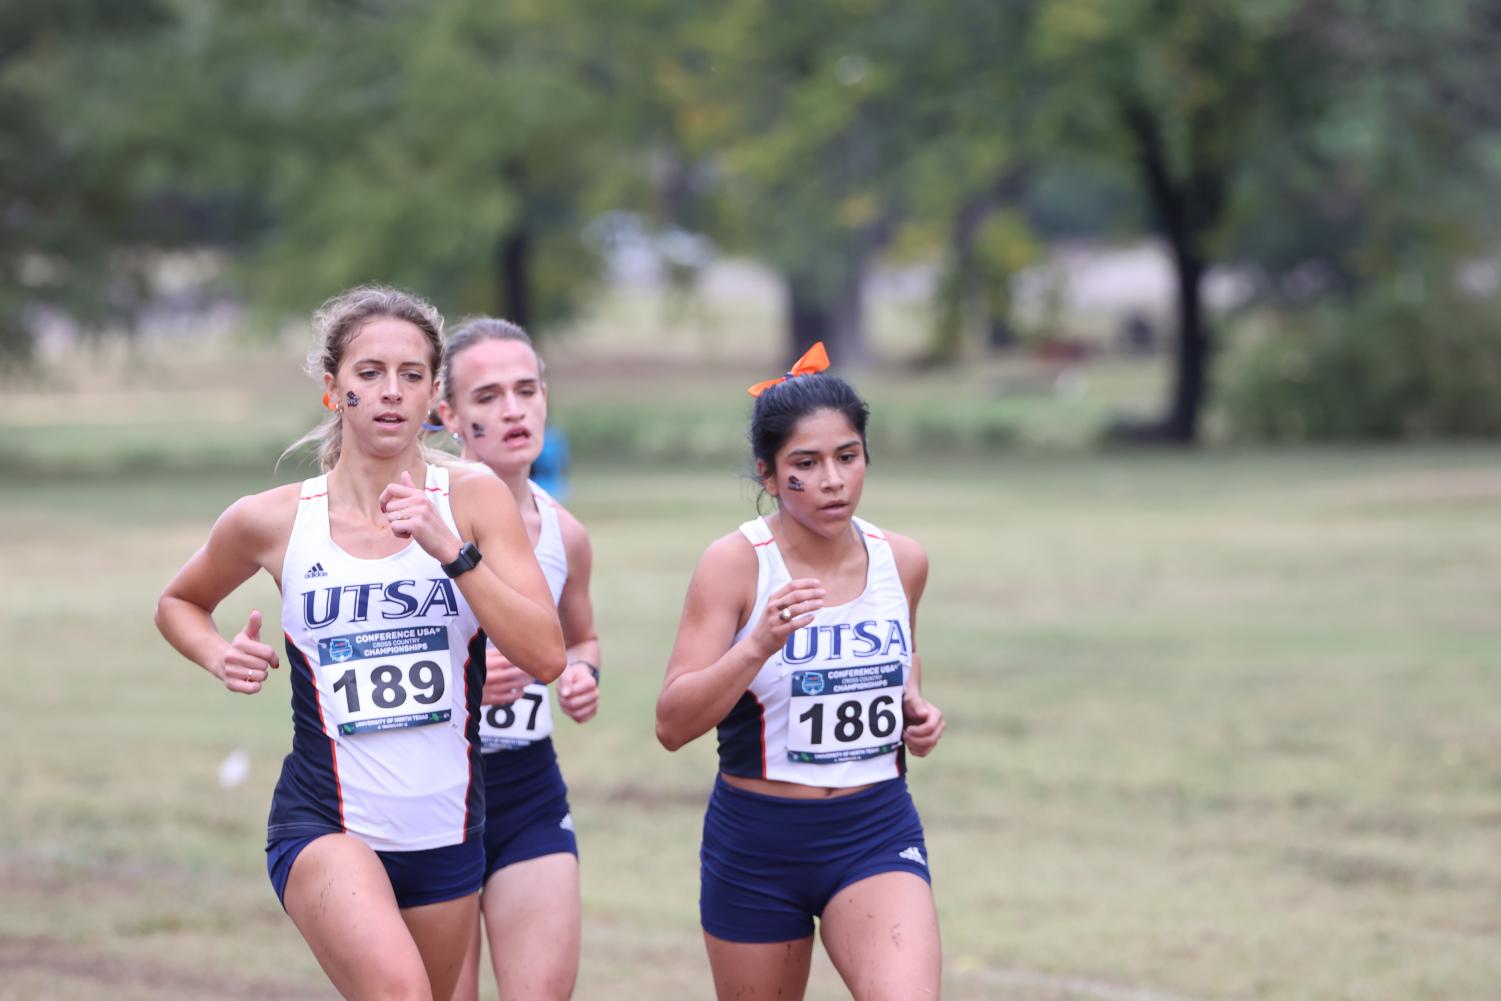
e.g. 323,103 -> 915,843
751,691 -> 769,779
459,628 -> 481,842
528,483 -> 563,510
288,631 -> 345,829
300,491 -> 328,501
751,538 -> 776,548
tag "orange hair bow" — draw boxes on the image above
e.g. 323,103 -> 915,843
747,341 -> 830,397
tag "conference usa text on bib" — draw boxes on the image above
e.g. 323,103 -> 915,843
317,625 -> 453,735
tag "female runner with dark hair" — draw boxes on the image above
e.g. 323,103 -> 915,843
656,344 -> 946,1001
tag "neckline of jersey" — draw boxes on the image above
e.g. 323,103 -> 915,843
318,465 -> 430,566
759,515 -> 874,613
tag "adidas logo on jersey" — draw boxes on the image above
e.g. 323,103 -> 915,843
559,812 -> 575,833
898,846 -> 926,867
304,562 -> 328,579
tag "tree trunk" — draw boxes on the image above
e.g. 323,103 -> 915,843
932,171 -> 1027,361
782,208 -> 898,369
1165,245 -> 1207,441
931,195 -> 990,362
787,276 -> 828,362
1122,101 -> 1223,444
495,225 -> 531,330
785,267 -> 867,370
495,158 -> 532,330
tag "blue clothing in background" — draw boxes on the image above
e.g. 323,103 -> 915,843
530,425 -> 571,501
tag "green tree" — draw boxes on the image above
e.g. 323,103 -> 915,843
669,0 -> 1030,366
0,0 -> 176,361
1030,0 -> 1498,442
1030,0 -> 1326,441
886,0 -> 1042,361
156,0 -> 624,329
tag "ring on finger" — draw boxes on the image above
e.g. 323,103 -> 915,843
779,607 -> 793,623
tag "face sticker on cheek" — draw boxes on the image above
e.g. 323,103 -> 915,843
345,391 -> 360,408
786,475 -> 806,492
470,422 -> 487,439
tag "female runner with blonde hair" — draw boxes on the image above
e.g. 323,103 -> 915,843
156,286 -> 565,1001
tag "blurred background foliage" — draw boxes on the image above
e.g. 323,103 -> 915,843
4,0 -> 1501,445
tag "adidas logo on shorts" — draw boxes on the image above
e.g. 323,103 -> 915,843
559,812 -> 575,833
898,846 -> 926,867
304,562 -> 328,579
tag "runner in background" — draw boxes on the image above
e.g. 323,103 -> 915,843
438,317 -> 601,1001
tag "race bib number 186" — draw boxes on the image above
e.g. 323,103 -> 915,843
317,626 -> 453,736
786,660 -> 904,764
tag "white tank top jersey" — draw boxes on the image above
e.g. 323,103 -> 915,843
718,515 -> 913,787
477,481 -> 565,753
269,464 -> 486,852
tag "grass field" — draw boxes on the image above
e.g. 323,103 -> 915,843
3,443 -> 1499,1000
2,338 -> 1499,1000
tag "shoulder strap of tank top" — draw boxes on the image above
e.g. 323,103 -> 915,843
427,464 -> 460,536
529,480 -> 564,552
282,475 -> 329,582
289,474 -> 329,536
737,515 -> 771,546
737,515 -> 791,581
852,515 -> 898,575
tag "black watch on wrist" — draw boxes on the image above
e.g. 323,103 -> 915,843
441,541 -> 483,578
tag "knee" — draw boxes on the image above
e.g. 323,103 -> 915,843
363,970 -> 434,1001
852,963 -> 941,1001
495,968 -> 576,1001
854,977 -> 938,1001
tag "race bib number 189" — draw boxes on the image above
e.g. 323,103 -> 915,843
786,660 -> 904,764
317,626 -> 453,736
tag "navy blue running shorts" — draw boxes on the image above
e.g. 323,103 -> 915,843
482,737 -> 578,881
266,833 -> 484,910
699,775 -> 931,943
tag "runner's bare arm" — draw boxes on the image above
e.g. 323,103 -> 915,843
555,508 -> 601,721
155,486 -> 297,686
656,534 -> 824,751
888,532 -> 944,755
451,468 -> 566,682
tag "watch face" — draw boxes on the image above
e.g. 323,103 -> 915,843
446,543 -> 481,577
